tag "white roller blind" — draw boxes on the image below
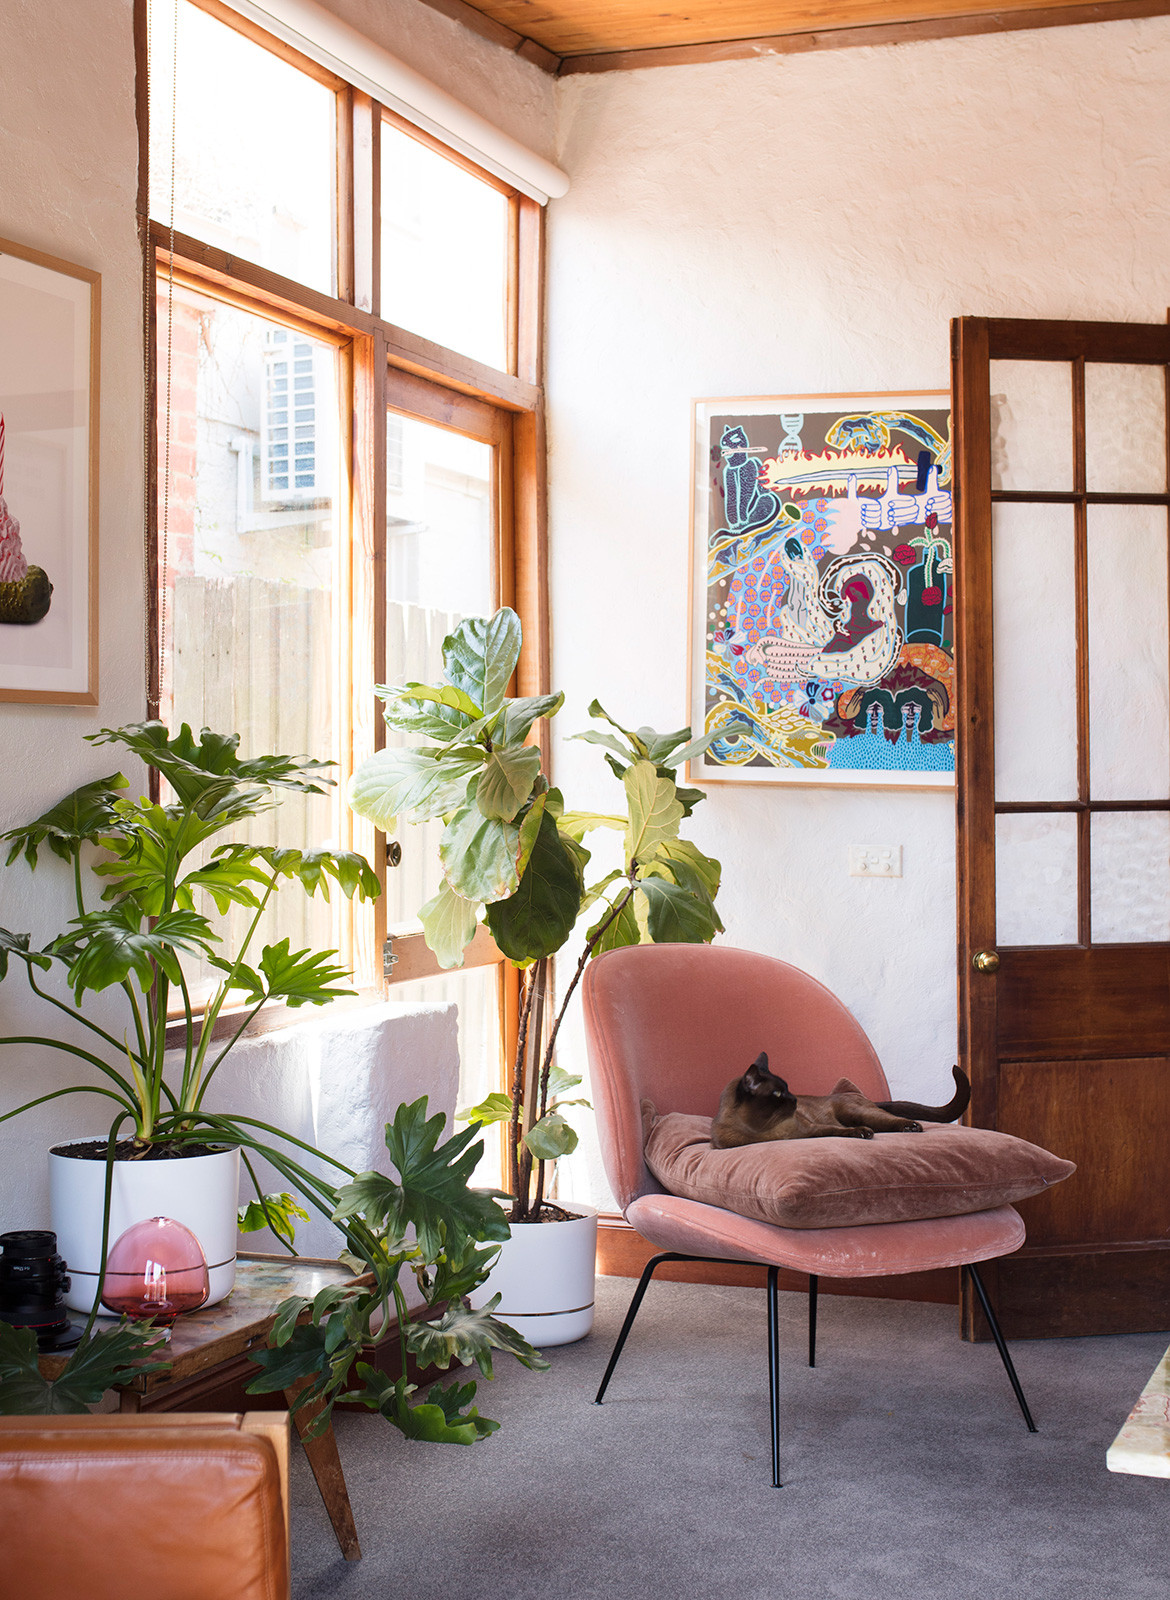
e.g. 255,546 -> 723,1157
224,0 -> 569,203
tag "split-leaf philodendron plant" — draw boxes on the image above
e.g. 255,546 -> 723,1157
0,722 -> 547,1438
348,608 -> 723,1222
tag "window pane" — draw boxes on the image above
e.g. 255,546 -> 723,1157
993,503 -> 1078,802
381,123 -> 510,370
150,1 -> 336,294
1091,812 -> 1170,944
990,360 -> 1074,492
996,814 -> 1079,946
384,413 -> 496,932
157,282 -> 339,972
1085,364 -> 1167,495
1088,504 -> 1170,801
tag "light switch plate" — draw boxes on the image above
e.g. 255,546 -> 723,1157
849,845 -> 903,878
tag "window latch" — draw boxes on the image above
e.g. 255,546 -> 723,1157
382,936 -> 398,979
386,840 -> 402,867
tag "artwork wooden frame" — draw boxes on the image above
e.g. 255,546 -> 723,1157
0,236 -> 99,705
688,390 -> 954,789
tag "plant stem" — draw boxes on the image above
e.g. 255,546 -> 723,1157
0,1034 -> 138,1098
80,1108 -> 133,1343
240,1150 -> 298,1255
0,1083 -> 136,1127
508,966 -> 540,1215
527,885 -> 636,1222
26,965 -> 129,1060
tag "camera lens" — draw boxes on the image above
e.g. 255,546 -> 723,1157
0,1230 -> 72,1343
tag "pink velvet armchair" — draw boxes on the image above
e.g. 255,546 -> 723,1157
582,943 -> 1035,1486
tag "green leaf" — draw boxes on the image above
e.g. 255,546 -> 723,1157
578,869 -> 622,916
89,723 -> 334,811
523,1110 -> 579,1162
586,699 -> 649,757
418,880 -> 481,970
641,726 -> 695,763
279,847 -> 381,902
332,1098 -> 511,1260
673,785 -> 708,818
515,793 -> 547,880
54,906 -> 219,998
440,801 -> 519,903
637,875 -> 722,944
498,691 -> 564,744
377,687 -> 475,742
545,1064 -> 586,1104
238,1192 -> 311,1249
2,773 -> 130,869
0,927 -> 52,980
456,1091 -> 514,1126
352,1369 -> 500,1444
476,744 -> 542,823
586,892 -> 642,955
442,609 -> 522,717
178,852 -> 272,914
623,761 -> 684,867
399,681 -> 481,716
0,1320 -> 169,1414
485,806 -> 583,963
347,748 -> 481,833
255,938 -> 355,1007
426,1238 -> 503,1303
650,838 -> 722,900
246,1322 -> 338,1394
557,811 -> 625,842
662,729 -> 720,768
569,729 -> 635,760
406,1300 -> 550,1380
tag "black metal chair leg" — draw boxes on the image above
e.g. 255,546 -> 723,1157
808,1273 -> 818,1369
964,1263 -> 1038,1433
594,1252 -> 679,1404
767,1264 -> 782,1487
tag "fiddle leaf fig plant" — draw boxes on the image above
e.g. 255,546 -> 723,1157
347,608 -> 724,1222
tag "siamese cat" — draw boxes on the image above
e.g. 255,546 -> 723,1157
711,1053 -> 970,1150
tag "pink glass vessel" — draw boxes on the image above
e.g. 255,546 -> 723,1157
100,1216 -> 210,1325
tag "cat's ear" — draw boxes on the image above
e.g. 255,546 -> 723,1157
742,1054 -> 773,1095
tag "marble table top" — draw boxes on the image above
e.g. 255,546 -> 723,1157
1107,1344 -> 1170,1478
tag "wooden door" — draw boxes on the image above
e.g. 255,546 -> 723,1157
953,317 -> 1170,1339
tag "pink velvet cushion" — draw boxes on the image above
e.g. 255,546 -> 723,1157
643,1104 -> 1074,1230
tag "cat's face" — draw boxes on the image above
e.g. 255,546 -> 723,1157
740,1052 -> 790,1101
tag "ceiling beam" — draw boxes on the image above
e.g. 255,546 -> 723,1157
413,0 -> 562,73
556,0 -> 1170,72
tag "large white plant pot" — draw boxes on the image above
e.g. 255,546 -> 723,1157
469,1203 -> 598,1347
49,1143 -> 241,1314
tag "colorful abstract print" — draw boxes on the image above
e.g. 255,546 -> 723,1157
703,407 -> 955,776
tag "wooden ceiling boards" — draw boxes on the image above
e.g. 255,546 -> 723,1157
415,0 -> 1170,71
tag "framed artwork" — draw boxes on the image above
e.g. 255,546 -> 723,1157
689,391 -> 954,788
0,236 -> 99,704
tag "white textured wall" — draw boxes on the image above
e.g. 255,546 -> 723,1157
0,0 -> 148,1233
546,18 -> 1170,1206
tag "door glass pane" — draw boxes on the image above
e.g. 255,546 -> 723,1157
1088,504 -> 1169,801
1091,812 -> 1170,943
1085,364 -> 1167,495
158,282 -> 339,975
993,503 -> 1078,801
381,122 -> 510,370
384,412 -> 496,932
990,360 -> 1074,492
996,814 -> 1078,945
149,0 -> 336,294
391,967 -> 504,1186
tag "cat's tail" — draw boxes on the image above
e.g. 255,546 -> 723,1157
876,1065 -> 970,1125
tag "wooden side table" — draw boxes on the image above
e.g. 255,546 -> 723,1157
40,1254 -> 364,1560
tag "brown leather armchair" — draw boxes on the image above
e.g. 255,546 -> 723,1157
0,1411 -> 290,1600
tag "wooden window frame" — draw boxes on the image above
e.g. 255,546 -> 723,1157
139,0 -> 548,1041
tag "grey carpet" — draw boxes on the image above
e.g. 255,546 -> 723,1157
291,1276 -> 1170,1600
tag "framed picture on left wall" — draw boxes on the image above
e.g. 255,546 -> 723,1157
0,236 -> 99,704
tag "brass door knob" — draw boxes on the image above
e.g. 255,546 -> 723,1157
972,949 -> 1000,973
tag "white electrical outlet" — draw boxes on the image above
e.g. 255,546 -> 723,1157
849,845 -> 903,878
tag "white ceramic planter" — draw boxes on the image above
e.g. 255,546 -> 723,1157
49,1142 -> 241,1314
469,1203 -> 598,1347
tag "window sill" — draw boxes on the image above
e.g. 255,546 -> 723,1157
163,986 -> 385,1051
